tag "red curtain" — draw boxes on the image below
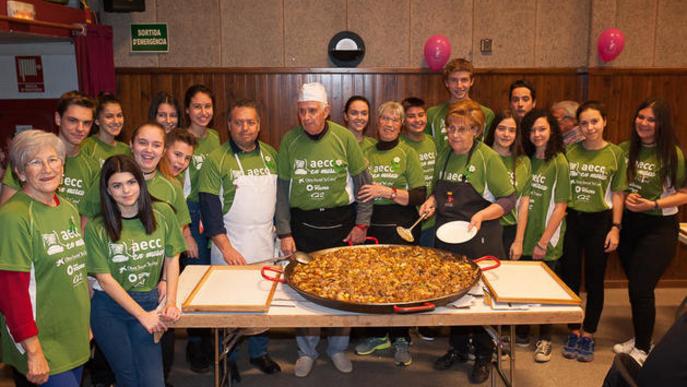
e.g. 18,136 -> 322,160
73,24 -> 115,96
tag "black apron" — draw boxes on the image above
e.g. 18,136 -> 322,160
369,203 -> 420,245
434,145 -> 505,259
290,204 -> 356,253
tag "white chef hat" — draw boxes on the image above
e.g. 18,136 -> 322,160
298,82 -> 328,104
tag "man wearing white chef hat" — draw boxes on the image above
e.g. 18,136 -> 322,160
275,82 -> 373,377
199,99 -> 281,380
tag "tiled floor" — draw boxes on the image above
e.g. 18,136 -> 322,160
2,288 -> 684,387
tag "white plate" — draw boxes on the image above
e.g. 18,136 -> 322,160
436,220 -> 478,244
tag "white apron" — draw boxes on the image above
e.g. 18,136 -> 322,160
210,151 -> 277,265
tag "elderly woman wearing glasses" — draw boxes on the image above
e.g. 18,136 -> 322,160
0,129 -> 90,386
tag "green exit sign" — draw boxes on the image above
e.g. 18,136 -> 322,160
130,24 -> 168,53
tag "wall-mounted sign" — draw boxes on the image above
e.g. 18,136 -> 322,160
15,56 -> 44,93
130,23 -> 168,53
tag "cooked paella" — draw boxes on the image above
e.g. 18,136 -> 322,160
290,246 -> 480,304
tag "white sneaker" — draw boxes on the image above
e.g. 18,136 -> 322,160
628,347 -> 649,366
330,352 -> 353,373
613,338 -> 635,354
534,339 -> 552,363
294,356 -> 315,377
613,338 -> 654,354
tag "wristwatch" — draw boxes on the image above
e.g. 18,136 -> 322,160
611,223 -> 622,230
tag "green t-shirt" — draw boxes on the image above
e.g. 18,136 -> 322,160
80,173 -> 191,226
523,153 -> 570,260
433,141 -> 514,201
500,155 -> 532,226
277,121 -> 368,210
186,128 -> 221,203
3,152 -> 100,209
619,141 -> 687,216
0,192 -> 90,375
401,134 -> 438,230
199,141 -> 278,215
425,101 -> 495,151
85,202 -> 185,292
80,136 -> 131,166
567,142 -> 627,212
365,141 -> 425,206
360,136 -> 377,152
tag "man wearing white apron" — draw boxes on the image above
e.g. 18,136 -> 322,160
199,99 -> 281,380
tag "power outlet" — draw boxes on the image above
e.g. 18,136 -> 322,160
480,39 -> 493,54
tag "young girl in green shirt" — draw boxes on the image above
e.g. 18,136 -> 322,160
560,101 -> 627,363
520,109 -> 570,363
87,155 -> 184,387
484,110 -> 531,260
615,99 -> 687,364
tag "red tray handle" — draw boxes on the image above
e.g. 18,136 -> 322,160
260,266 -> 286,283
347,236 -> 380,246
393,302 -> 435,314
474,255 -> 501,271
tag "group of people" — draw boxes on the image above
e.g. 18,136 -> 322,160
0,56 -> 684,386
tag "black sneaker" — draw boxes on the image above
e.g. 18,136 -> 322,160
434,349 -> 468,370
470,360 -> 491,384
515,332 -> 530,348
249,354 -> 281,374
186,341 -> 211,374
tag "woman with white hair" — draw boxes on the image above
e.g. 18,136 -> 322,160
354,101 -> 426,367
0,130 -> 90,386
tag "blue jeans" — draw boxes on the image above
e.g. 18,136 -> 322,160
229,334 -> 269,361
296,328 -> 350,358
91,290 -> 164,387
13,366 -> 83,387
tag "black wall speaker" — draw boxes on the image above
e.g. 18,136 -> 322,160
104,0 -> 145,13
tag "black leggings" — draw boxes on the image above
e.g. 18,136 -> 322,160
560,209 -> 612,333
618,211 -> 678,352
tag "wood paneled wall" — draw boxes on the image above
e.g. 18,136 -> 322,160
115,68 -> 585,146
115,67 -> 687,287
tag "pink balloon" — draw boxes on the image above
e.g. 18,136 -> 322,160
597,28 -> 625,62
424,35 -> 452,71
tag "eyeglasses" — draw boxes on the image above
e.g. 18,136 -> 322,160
447,126 -> 474,134
25,157 -> 63,170
380,115 -> 401,124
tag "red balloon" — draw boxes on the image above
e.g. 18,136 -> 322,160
597,28 -> 625,62
424,35 -> 452,71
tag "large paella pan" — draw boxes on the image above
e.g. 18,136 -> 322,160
262,241 -> 499,314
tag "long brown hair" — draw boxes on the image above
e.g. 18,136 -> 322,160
626,99 -> 679,186
99,155 -> 157,241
